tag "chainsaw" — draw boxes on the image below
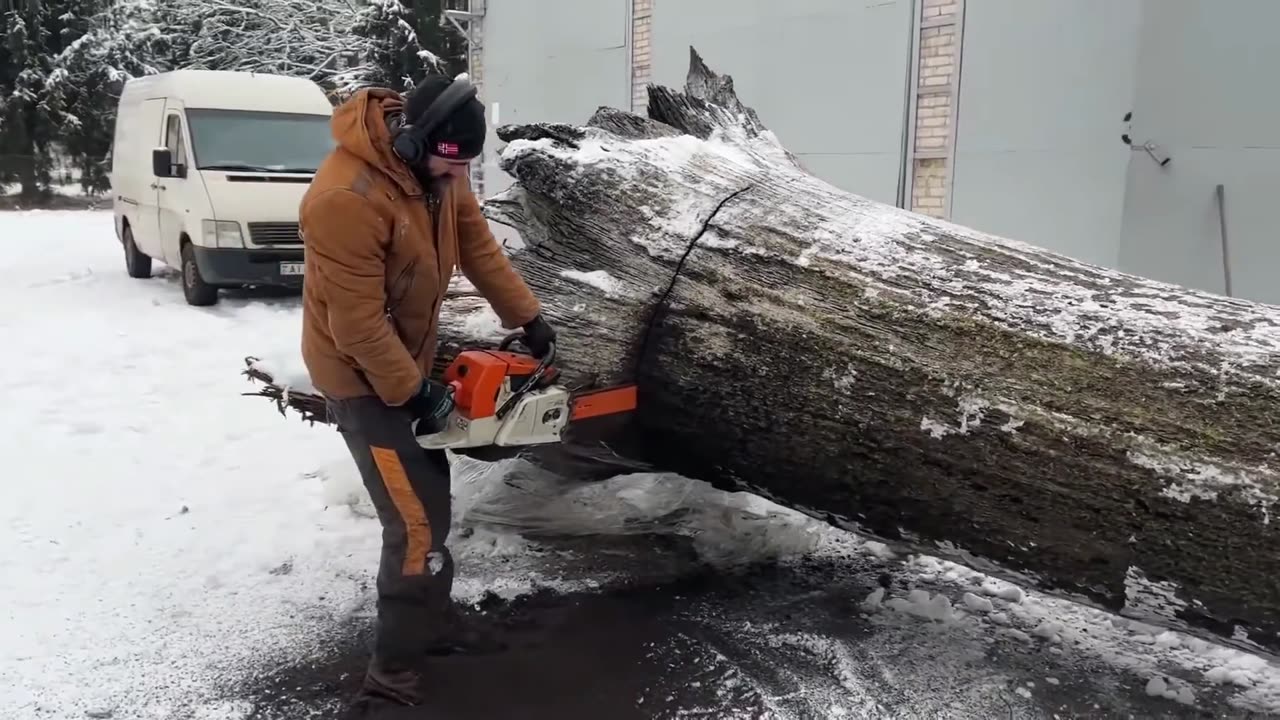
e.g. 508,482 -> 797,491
414,333 -> 637,451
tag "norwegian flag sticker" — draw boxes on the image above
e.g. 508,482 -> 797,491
436,142 -> 460,156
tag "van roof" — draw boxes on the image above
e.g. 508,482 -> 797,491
121,70 -> 334,115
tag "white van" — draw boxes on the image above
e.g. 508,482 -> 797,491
109,70 -> 335,305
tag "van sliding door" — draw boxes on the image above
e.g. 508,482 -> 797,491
131,97 -> 167,260
158,107 -> 192,266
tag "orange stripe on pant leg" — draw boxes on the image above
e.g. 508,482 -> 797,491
370,446 -> 432,576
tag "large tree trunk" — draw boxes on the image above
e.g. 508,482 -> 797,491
246,48 -> 1280,655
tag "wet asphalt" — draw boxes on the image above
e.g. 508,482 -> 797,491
228,533 -> 1267,720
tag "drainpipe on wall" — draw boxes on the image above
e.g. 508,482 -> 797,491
1216,183 -> 1233,298
897,0 -> 919,209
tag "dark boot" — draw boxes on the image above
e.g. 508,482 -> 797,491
353,658 -> 426,708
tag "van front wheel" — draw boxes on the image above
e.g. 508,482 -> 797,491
181,243 -> 218,306
123,226 -> 152,279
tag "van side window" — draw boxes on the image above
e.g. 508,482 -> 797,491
165,114 -> 187,169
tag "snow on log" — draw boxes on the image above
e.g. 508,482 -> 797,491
245,48 -> 1280,654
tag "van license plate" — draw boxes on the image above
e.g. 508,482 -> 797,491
280,262 -> 304,276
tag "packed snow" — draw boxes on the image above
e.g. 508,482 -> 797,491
558,269 -> 625,298
1128,444 -> 1276,519
6,209 -> 1280,719
1,211 -> 372,718
0,211 -> 607,718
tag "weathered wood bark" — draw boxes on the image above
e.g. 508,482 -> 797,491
247,49 -> 1280,654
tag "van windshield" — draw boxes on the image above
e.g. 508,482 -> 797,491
186,108 -> 334,173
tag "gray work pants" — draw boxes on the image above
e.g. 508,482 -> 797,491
329,395 -> 455,668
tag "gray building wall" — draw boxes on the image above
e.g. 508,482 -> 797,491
948,0 -> 1141,268
1118,0 -> 1280,304
476,0 -> 631,200
477,0 -> 1280,304
650,0 -> 916,206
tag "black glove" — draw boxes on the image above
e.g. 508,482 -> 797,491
405,378 -> 455,435
521,314 -> 557,359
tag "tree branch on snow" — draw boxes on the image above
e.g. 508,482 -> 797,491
242,359 -> 329,425
242,47 -> 1280,656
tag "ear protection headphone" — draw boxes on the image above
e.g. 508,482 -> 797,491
392,74 -> 479,165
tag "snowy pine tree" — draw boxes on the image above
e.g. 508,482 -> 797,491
1,2 -> 58,199
0,0 -> 471,200
344,0 -> 442,94
51,0 -> 97,44
112,0 -> 192,72
48,0 -> 164,193
409,0 -> 467,77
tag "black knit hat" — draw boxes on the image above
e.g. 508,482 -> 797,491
403,73 -> 486,161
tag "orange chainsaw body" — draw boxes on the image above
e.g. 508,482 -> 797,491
442,349 -> 548,420
420,345 -> 636,450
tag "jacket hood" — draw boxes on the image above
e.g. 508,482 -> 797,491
329,88 -> 421,196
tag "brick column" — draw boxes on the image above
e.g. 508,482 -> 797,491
909,0 -> 964,218
631,0 -> 653,115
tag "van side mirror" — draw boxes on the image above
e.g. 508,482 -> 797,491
152,148 -> 173,178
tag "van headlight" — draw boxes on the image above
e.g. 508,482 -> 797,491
202,220 -> 243,248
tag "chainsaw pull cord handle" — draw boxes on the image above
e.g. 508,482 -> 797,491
494,333 -> 556,420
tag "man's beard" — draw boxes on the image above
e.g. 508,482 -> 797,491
411,163 -> 446,195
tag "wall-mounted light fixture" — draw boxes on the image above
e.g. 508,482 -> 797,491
1121,111 -> 1172,167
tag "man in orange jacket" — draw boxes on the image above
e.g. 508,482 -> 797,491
298,72 -> 556,708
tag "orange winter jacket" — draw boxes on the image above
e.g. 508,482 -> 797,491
299,88 -> 540,407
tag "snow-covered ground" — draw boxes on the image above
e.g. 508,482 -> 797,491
1,210 -> 370,718
4,210 -> 1280,719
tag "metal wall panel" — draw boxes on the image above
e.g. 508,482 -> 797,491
650,0 -> 916,206
948,0 -> 1142,267
1118,0 -> 1280,304
478,0 -> 631,200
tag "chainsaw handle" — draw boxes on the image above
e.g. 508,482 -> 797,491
499,332 -> 557,367
493,335 -> 557,420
